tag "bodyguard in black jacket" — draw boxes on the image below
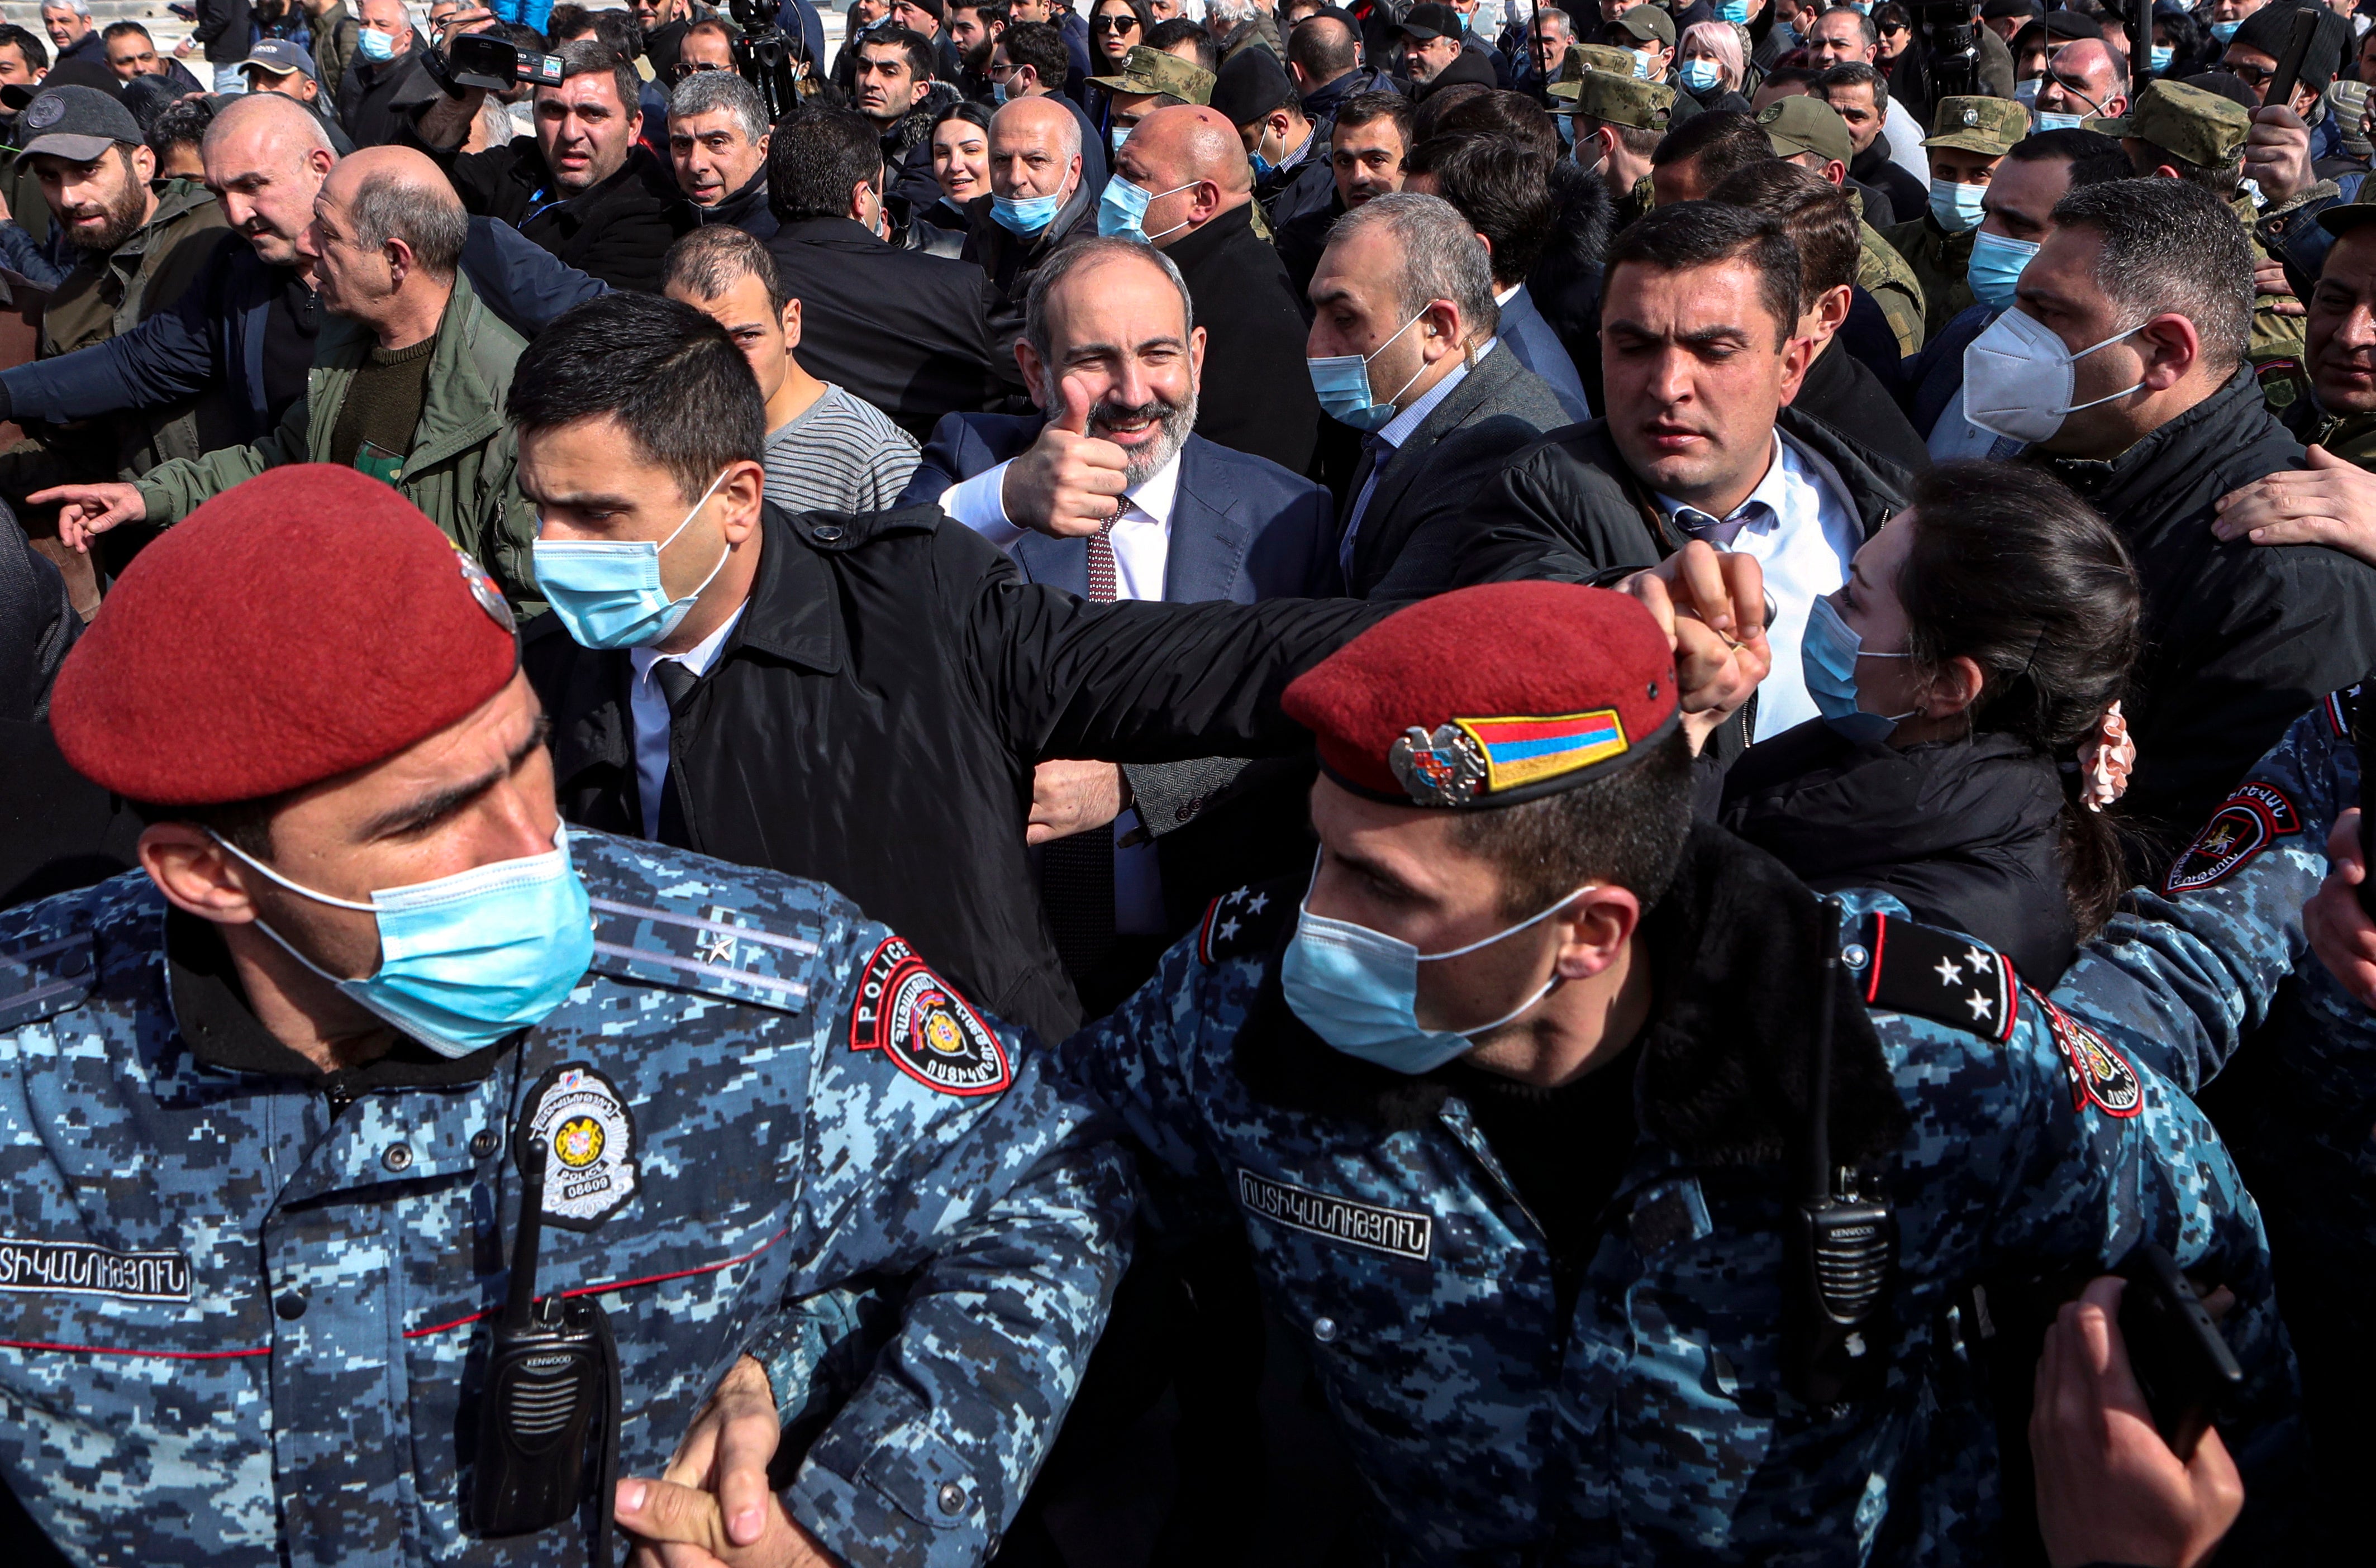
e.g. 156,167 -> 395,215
517,294 -> 1373,1045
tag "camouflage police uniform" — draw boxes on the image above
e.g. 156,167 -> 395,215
1883,98 -> 2026,342
1550,67 -> 1672,232
0,831 -> 1131,1568
2053,688 -> 2373,1547
1058,830 -> 2288,1562
1761,96 -> 1928,356
2091,80 -> 2330,417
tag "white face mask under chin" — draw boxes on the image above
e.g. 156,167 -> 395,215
1961,307 -> 2149,446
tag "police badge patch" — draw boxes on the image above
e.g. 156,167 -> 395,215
2165,784 -> 2299,894
2037,996 -> 2142,1119
850,936 -> 1012,1097
521,1064 -> 640,1228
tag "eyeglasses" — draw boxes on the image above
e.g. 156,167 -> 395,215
1092,15 -> 1140,31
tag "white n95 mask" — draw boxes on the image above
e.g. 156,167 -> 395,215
1961,308 -> 2147,446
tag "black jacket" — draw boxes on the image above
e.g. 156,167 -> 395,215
767,216 -> 1020,440
435,139 -> 693,293
1255,146 -> 1337,235
1274,190 -> 1341,299
1162,202 -> 1322,475
1791,335 -> 1930,476
698,166 -> 779,242
958,175 -> 1099,356
1850,142 -> 1926,232
1718,721 -> 2079,984
1526,161 -> 1617,413
525,502 -> 1374,1042
193,0 -> 252,64
2038,366 -> 2376,862
1449,409 -> 1915,762
339,35 -> 434,148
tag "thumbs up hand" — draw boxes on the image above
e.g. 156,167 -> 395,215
1001,376 -> 1133,539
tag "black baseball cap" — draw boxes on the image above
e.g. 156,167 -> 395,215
1396,3 -> 1463,42
1211,44 -> 1295,126
12,84 -> 143,168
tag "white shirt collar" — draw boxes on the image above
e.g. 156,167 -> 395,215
1376,337 -> 1497,450
1121,443 -> 1184,528
630,602 -> 746,686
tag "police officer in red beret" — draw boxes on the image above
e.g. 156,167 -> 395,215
0,464 -> 1136,1568
1006,578 -> 2278,1561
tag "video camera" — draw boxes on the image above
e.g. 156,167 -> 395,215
727,0 -> 817,120
1903,1 -> 1979,104
446,32 -> 569,93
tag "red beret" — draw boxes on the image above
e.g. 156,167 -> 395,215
51,465 -> 520,806
1283,582 -> 1679,808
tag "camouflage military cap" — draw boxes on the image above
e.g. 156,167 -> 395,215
1758,93 -> 1852,164
1550,41 -> 1641,89
2085,78 -> 2248,169
1549,67 -> 1674,127
1923,95 -> 2027,156
1086,43 -> 1214,106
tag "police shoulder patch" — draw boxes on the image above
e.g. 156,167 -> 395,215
1857,913 -> 2018,1043
521,1063 -> 640,1228
1197,878 -> 1296,966
2165,783 -> 2301,894
849,936 -> 1012,1098
2324,682 -> 2362,738
2034,992 -> 2143,1118
0,927 -> 95,1032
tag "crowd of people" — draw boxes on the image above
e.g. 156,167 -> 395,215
7,0 -> 2376,1563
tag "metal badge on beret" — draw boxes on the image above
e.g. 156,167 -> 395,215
457,550 -> 515,632
1389,723 -> 1488,807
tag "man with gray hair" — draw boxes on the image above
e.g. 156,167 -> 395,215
906,232 -> 1336,1006
668,65 -> 775,238
34,145 -> 544,614
38,0 -> 102,68
1980,175 -> 2376,866
1306,189 -> 1569,599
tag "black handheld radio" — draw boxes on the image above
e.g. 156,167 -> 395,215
1788,899 -> 1897,1407
472,1137 -> 621,1556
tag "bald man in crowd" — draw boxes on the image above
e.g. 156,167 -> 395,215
1107,103 -> 1321,473
963,93 -> 1098,329
35,144 -> 542,611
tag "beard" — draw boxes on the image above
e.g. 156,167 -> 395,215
1091,384 -> 1198,488
62,171 -> 150,254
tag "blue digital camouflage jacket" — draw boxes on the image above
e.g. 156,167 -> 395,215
0,832 -> 1130,1568
1056,828 -> 2285,1565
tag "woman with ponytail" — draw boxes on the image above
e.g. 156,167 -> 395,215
1713,461 -> 2143,985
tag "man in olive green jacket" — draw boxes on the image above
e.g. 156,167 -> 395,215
36,147 -> 541,613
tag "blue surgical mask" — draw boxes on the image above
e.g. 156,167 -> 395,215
1631,46 -> 1658,79
1306,309 -> 1429,431
1964,226 -> 2040,311
1717,0 -> 1751,22
532,470 -> 732,650
1928,178 -> 1985,232
2013,77 -> 2040,108
1280,865 -> 1586,1075
1679,58 -> 1721,92
1097,174 -> 1195,242
358,26 -> 398,61
991,187 -> 1065,234
1110,123 -> 1130,152
992,76 -> 1009,104
2033,109 -> 2085,132
1801,593 -> 1915,746
2210,20 -> 2240,43
2150,43 -> 2174,72
215,824 -> 593,1060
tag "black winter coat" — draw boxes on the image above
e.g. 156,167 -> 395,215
1718,721 -> 2079,984
767,216 -> 1021,441
2037,366 -> 2376,865
436,140 -> 693,293
1163,202 -> 1322,475
1791,335 -> 1930,476
524,502 -> 1375,1043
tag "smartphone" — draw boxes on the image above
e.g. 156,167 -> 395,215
2114,1243 -> 2243,1462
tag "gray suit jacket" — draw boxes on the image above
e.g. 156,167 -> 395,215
1338,344 -> 1573,602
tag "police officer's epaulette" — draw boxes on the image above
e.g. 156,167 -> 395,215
0,924 -> 97,1031
1196,878 -> 1298,966
1849,913 -> 2018,1045
574,836 -> 834,1015
2323,680 -> 2363,738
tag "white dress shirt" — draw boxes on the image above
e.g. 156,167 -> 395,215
1653,432 -> 1861,740
1337,338 -> 1496,579
627,606 -> 745,841
941,446 -> 1185,935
